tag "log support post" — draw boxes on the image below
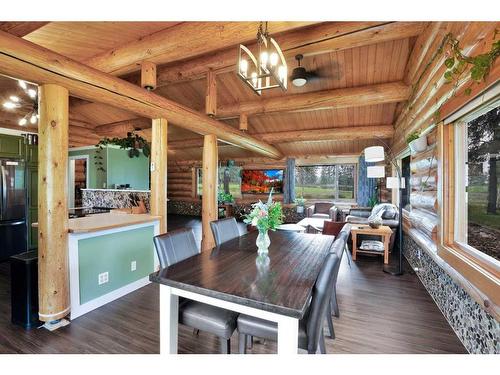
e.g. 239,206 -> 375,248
150,118 -> 168,233
239,113 -> 248,131
201,134 -> 218,251
205,69 -> 217,117
38,84 -> 70,322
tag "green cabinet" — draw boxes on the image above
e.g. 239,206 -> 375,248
0,134 -> 23,158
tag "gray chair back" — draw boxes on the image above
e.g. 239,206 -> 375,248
153,228 -> 199,268
305,253 -> 340,353
210,217 -> 241,246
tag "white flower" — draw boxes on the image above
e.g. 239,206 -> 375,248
251,217 -> 258,226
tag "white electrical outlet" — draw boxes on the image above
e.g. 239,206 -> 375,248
98,272 -> 109,285
131,261 -> 137,271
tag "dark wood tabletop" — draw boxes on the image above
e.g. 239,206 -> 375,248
150,230 -> 335,318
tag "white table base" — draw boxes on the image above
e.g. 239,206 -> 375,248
159,284 -> 299,354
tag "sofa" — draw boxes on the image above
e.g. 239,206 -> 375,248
306,202 -> 338,220
345,203 -> 399,250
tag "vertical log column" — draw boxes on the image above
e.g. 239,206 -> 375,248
150,118 -> 168,233
201,134 -> 218,251
38,84 -> 70,322
205,69 -> 217,117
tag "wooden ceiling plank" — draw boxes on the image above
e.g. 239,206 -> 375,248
0,22 -> 49,37
125,21 -> 424,87
0,30 -> 282,159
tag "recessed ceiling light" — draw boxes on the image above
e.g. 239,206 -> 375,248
28,89 -> 37,98
19,80 -> 27,90
9,96 -> 20,102
3,101 -> 16,109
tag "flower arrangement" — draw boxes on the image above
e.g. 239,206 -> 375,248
294,196 -> 306,206
243,189 -> 283,233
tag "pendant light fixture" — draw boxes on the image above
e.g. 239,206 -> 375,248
237,22 -> 287,95
1,80 -> 39,126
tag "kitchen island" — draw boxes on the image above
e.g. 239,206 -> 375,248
35,213 -> 161,319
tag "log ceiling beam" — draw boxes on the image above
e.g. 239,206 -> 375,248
217,82 -> 410,118
93,118 -> 151,137
167,125 -> 394,149
123,21 -> 425,87
84,22 -> 318,76
0,30 -> 282,159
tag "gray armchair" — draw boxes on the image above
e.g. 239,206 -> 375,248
306,202 -> 338,220
345,203 -> 399,250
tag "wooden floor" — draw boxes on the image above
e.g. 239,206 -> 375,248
0,215 -> 466,354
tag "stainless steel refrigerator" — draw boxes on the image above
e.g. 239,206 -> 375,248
0,159 -> 27,261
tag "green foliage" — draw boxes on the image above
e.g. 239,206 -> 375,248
243,191 -> 284,232
93,148 -> 106,172
218,191 -> 234,203
294,196 -> 306,206
96,132 -> 151,159
406,130 -> 421,144
368,196 -> 379,208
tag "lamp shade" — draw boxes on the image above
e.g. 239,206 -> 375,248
386,177 -> 406,189
364,146 -> 385,162
367,165 -> 385,178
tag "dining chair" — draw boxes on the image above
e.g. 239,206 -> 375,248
322,221 -> 352,268
210,217 -> 241,246
237,253 -> 340,354
153,228 -> 239,354
325,230 -> 349,339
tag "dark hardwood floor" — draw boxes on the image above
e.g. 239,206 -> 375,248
0,214 -> 466,354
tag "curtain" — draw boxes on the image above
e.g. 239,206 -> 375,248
283,158 -> 296,204
357,155 -> 377,207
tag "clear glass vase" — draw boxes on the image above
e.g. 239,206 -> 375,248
256,229 -> 270,255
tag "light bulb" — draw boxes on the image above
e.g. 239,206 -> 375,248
30,114 -> 37,124
28,89 -> 37,98
239,59 -> 248,76
270,52 -> 279,66
260,51 -> 269,68
251,72 -> 258,87
278,65 -> 287,82
3,101 -> 16,109
19,118 -> 27,126
19,80 -> 27,89
9,95 -> 20,102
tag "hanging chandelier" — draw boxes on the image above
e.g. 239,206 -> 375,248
2,80 -> 38,126
237,22 -> 287,95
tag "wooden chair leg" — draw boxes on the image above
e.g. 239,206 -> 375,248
220,338 -> 231,354
238,334 -> 247,354
193,329 -> 200,335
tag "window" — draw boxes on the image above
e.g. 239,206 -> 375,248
295,164 -> 356,200
439,97 -> 500,306
196,166 -> 242,198
456,104 -> 500,262
401,155 -> 411,210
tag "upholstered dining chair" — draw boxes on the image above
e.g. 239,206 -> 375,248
237,253 -> 340,354
325,230 -> 349,339
322,221 -> 352,268
210,217 -> 241,246
153,228 -> 239,354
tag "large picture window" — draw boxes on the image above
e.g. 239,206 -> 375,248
455,104 -> 499,262
295,164 -> 356,200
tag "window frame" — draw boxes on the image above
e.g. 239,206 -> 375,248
294,163 -> 357,201
438,101 -> 500,306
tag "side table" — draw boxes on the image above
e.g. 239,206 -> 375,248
351,225 -> 392,264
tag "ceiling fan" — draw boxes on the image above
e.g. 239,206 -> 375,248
290,54 -> 321,87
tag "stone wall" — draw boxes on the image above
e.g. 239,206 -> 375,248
82,189 -> 151,211
403,234 -> 499,354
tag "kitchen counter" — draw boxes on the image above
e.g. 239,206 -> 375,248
81,188 -> 150,193
33,213 -> 162,234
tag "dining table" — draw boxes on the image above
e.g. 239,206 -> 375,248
150,230 -> 336,354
